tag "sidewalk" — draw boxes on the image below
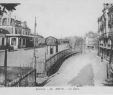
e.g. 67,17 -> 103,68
45,49 -> 107,86
85,50 -> 107,86
0,47 -> 30,53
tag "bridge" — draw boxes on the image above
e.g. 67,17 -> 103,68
6,48 -> 80,87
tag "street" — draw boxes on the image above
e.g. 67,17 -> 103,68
45,50 -> 107,86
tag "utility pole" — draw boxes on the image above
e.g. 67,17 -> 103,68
4,35 -> 8,86
34,17 -> 37,86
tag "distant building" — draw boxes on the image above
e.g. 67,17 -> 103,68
85,32 -> 98,49
35,34 -> 45,47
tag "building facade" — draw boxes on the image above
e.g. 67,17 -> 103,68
98,3 -> 113,79
85,32 -> 98,50
0,8 -> 33,50
45,36 -> 58,56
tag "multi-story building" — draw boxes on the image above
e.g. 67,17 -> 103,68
0,7 -> 33,50
85,32 -> 98,50
98,3 -> 113,80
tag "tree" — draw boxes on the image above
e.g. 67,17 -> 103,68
0,3 -> 20,16
66,36 -> 84,51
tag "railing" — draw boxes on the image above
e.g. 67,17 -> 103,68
45,48 -> 78,75
7,69 -> 36,87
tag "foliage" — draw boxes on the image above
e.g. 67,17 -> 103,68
0,3 -> 20,16
66,36 -> 85,50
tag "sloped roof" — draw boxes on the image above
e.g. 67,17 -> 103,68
45,36 -> 58,46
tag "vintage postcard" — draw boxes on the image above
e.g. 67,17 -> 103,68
0,0 -> 113,95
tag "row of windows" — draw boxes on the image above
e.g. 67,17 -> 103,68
0,18 -> 30,29
99,43 -> 111,46
0,18 -> 15,26
15,28 -> 30,35
11,38 -> 26,46
0,18 -> 30,35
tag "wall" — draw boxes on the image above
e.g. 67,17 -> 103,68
0,37 -> 2,46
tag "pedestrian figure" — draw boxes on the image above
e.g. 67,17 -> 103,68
101,56 -> 103,62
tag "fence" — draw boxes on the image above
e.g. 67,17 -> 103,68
0,48 -> 36,87
7,69 -> 36,87
45,49 -> 78,76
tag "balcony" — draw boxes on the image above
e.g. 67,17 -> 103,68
99,43 -> 112,50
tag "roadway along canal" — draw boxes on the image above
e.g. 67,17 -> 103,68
45,50 -> 107,86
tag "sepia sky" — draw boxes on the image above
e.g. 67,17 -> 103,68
2,0 -> 113,38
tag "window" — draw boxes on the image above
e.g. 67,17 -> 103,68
0,18 -> 1,25
23,39 -> 26,45
2,38 -> 4,46
50,47 -> 53,54
11,38 -> 16,46
15,28 -> 17,34
2,18 -> 7,26
10,19 -> 15,26
56,45 -> 58,53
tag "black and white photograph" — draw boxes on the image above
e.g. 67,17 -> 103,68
0,0 -> 113,94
